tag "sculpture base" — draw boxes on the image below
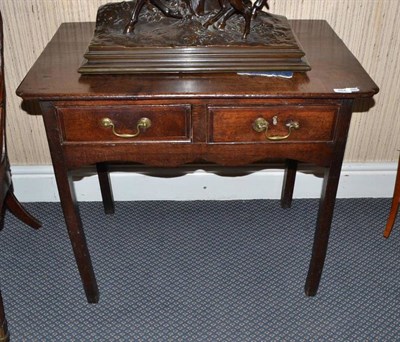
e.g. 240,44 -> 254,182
79,1 -> 311,74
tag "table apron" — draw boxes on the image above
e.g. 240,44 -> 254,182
61,142 -> 335,169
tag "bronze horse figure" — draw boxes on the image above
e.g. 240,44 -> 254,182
203,0 -> 253,39
124,0 -> 269,38
203,0 -> 268,39
124,0 -> 186,33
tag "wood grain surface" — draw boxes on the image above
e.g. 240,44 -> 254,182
1,0 -> 398,164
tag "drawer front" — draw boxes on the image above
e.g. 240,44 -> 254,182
208,105 -> 338,143
57,104 -> 191,142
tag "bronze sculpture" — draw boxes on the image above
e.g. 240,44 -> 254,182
124,0 -> 185,33
79,0 -> 310,74
124,0 -> 269,39
252,0 -> 269,18
203,0 -> 253,39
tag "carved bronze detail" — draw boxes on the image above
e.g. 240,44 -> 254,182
79,1 -> 311,74
124,0 -> 185,34
124,0 -> 270,39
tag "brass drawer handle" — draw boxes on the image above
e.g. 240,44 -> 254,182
101,117 -> 152,138
252,117 -> 300,141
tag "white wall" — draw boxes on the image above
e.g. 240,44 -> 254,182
12,163 -> 397,202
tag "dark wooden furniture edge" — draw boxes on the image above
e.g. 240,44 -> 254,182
16,20 -> 379,102
15,20 -> 379,303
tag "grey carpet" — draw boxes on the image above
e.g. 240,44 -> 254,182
1,199 -> 399,341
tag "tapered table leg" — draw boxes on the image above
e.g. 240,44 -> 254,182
96,163 -> 115,215
304,165 -> 341,296
304,99 -> 353,296
281,159 -> 297,208
41,103 -> 99,303
54,170 -> 99,303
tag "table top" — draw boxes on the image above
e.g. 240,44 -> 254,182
17,20 -> 379,101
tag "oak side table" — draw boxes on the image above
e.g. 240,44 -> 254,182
17,20 -> 378,303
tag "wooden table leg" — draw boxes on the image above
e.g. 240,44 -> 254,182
383,156 -> 400,238
96,163 -> 115,215
41,104 -> 99,303
304,165 -> 341,296
281,159 -> 297,208
54,169 -> 99,303
0,291 -> 9,342
304,99 -> 353,296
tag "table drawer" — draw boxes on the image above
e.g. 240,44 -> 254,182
208,105 -> 338,143
57,104 -> 191,142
